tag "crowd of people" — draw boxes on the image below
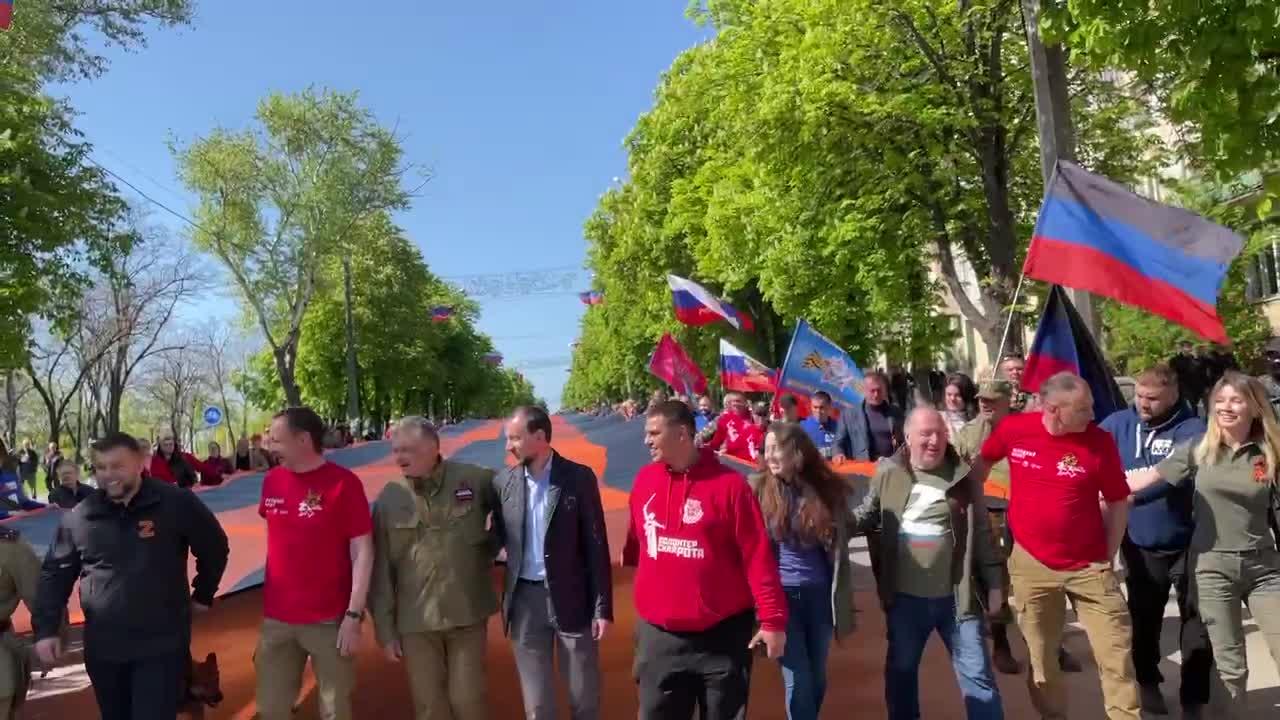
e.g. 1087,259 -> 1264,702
0,350 -> 1275,719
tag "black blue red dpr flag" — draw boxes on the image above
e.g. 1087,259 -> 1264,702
1023,285 -> 1126,422
1022,161 -> 1245,343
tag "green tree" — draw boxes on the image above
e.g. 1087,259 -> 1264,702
1046,1 -> 1280,177
564,0 -> 1159,405
0,0 -> 195,81
174,87 -> 416,406
0,71 -> 131,367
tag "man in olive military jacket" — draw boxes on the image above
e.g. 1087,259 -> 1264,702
0,527 -> 38,719
369,416 -> 501,720
495,406 -> 612,720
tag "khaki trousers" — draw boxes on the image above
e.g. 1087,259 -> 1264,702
255,618 -> 355,720
1008,543 -> 1140,719
401,623 -> 488,720
1193,548 -> 1280,718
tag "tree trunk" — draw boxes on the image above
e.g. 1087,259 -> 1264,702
342,253 -> 361,430
274,344 -> 303,407
3,371 -> 16,449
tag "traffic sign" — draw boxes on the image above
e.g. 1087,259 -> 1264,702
203,406 -> 223,427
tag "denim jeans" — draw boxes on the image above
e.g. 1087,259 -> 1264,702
778,585 -> 834,720
885,593 -> 1003,720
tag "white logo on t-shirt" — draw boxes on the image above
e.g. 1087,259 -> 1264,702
902,484 -> 947,537
682,499 -> 704,525
642,494 -> 665,559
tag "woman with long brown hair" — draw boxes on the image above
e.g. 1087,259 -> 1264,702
1129,372 -> 1280,716
750,422 -> 856,720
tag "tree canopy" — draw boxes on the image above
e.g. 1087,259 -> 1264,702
564,0 -> 1160,407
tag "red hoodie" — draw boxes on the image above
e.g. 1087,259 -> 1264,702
622,450 -> 786,632
708,412 -> 763,464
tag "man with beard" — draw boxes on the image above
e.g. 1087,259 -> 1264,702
33,432 -> 229,719
496,405 -> 612,720
370,416 -> 501,720
1099,365 -> 1209,717
623,400 -> 786,720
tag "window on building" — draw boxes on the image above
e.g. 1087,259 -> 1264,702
1245,240 -> 1280,302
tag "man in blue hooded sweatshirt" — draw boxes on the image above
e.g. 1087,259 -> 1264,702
1099,364 -> 1210,719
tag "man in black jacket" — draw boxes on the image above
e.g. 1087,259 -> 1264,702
32,431 -> 229,720
495,405 -> 612,720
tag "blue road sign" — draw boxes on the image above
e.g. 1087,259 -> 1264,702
203,406 -> 223,427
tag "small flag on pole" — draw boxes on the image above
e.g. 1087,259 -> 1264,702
647,333 -> 708,397
430,306 -> 454,322
776,320 -> 866,409
578,290 -> 604,306
1023,285 -> 1126,421
718,339 -> 776,393
667,275 -> 755,332
482,352 -> 503,366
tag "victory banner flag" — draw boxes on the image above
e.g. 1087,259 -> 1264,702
1023,285 -> 1126,422
718,339 -> 776,393
776,320 -> 866,409
1022,160 -> 1245,342
648,333 -> 708,397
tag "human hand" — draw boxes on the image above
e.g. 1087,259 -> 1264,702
34,638 -> 62,667
592,619 -> 611,641
337,616 -> 362,657
748,629 -> 786,660
382,638 -> 403,663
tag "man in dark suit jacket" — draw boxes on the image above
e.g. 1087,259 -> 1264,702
834,371 -> 906,462
495,405 -> 612,720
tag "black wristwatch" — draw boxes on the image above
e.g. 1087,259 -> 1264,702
344,609 -> 364,621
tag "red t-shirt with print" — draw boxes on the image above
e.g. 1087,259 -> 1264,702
259,461 -> 373,624
980,412 -> 1130,570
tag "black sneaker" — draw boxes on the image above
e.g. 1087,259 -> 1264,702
1057,646 -> 1083,673
1139,684 -> 1169,715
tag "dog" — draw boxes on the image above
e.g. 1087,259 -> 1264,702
178,652 -> 222,719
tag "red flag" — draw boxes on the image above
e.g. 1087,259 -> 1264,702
647,333 -> 708,396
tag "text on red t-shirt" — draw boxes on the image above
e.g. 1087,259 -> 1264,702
979,412 -> 1129,570
259,461 -> 372,624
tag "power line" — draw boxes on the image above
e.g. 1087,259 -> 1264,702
86,158 -> 594,296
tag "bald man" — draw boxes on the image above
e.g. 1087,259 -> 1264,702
971,372 -> 1139,719
849,407 -> 1004,719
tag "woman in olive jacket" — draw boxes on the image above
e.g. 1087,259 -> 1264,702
749,422 -> 857,720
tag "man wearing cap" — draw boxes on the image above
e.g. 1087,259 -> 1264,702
953,379 -> 1078,676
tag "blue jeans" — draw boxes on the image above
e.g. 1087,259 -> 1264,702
885,593 -> 1003,720
778,585 -> 834,720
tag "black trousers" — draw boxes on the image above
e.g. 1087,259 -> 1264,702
634,610 -> 755,720
84,650 -> 187,720
1120,538 -> 1212,707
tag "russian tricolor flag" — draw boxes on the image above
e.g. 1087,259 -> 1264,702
0,0 -> 12,30
579,290 -> 603,305
430,306 -> 454,323
718,339 -> 776,393
667,275 -> 754,332
1023,285 -> 1126,422
1023,161 -> 1245,343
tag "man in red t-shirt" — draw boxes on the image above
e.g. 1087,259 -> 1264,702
973,372 -> 1140,719
255,407 -> 374,720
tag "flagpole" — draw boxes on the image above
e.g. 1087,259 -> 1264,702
993,272 -> 1029,377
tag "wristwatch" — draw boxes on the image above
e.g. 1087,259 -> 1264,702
344,609 -> 364,621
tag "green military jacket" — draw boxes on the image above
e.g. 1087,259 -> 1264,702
850,447 -> 1002,618
0,528 -> 38,702
953,416 -> 1010,493
369,460 -> 500,645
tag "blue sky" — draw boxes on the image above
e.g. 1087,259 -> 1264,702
57,1 -> 710,410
